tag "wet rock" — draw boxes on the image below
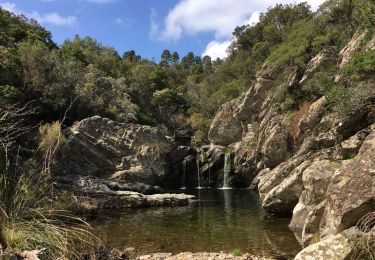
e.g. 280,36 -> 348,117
232,125 -> 257,187
55,116 -> 175,186
199,144 -> 225,187
55,175 -> 163,195
208,100 -> 243,146
78,191 -> 196,210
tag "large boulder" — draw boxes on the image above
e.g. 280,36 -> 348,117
257,114 -> 291,168
320,124 -> 375,237
289,160 -> 336,245
261,159 -> 311,217
294,228 -> 360,260
208,100 -> 243,146
54,116 -> 175,186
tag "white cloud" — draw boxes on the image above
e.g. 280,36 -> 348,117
203,40 -> 231,59
39,12 -> 77,26
159,0 -> 326,41
0,2 -> 16,13
0,2 -> 77,26
149,8 -> 159,40
155,0 -> 326,59
87,0 -> 116,3
246,11 -> 260,26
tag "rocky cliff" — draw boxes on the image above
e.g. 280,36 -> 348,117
208,31 -> 375,256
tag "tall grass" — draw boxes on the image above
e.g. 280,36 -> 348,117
0,142 -> 100,259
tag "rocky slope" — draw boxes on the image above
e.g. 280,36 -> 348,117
53,116 -> 197,208
208,31 -> 375,256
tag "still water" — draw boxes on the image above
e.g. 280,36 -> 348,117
92,189 -> 301,258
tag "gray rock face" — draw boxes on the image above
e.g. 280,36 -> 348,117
338,31 -> 366,68
289,160 -> 336,245
261,159 -> 311,217
320,124 -> 375,238
296,97 -> 327,142
55,116 -> 175,186
258,117 -> 290,168
208,100 -> 243,146
299,50 -> 337,85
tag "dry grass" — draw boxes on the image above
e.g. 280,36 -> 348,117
351,212 -> 375,260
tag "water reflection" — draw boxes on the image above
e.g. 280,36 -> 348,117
92,189 -> 301,258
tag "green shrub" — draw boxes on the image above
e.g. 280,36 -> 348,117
342,50 -> 375,79
232,248 -> 243,256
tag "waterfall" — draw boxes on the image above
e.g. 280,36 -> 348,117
196,156 -> 202,189
180,158 -> 187,189
208,158 -> 211,188
222,152 -> 231,189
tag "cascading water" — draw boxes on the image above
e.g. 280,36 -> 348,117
180,158 -> 187,189
196,155 -> 202,189
196,148 -> 203,189
221,152 -> 232,189
208,158 -> 211,188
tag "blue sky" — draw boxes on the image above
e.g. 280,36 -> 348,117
0,0 -> 325,60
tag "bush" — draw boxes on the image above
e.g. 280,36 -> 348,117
342,50 -> 375,79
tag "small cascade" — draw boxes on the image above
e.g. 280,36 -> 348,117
180,158 -> 187,189
221,152 -> 232,189
196,148 -> 203,189
196,156 -> 202,189
208,158 -> 211,188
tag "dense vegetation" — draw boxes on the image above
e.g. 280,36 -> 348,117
1,0 -> 375,257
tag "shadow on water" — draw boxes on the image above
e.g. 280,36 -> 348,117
91,189 -> 301,258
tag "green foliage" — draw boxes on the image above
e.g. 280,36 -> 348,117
232,248 -> 243,256
189,113 -> 211,146
342,49 -> 375,79
331,161 -> 341,169
267,19 -> 317,68
210,80 -> 246,108
0,85 -> 20,101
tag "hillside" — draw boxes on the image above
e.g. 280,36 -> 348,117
0,0 -> 375,259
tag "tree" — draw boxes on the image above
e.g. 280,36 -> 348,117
171,51 -> 180,65
202,55 -> 213,73
123,50 -> 141,62
160,49 -> 172,65
181,52 -> 195,70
